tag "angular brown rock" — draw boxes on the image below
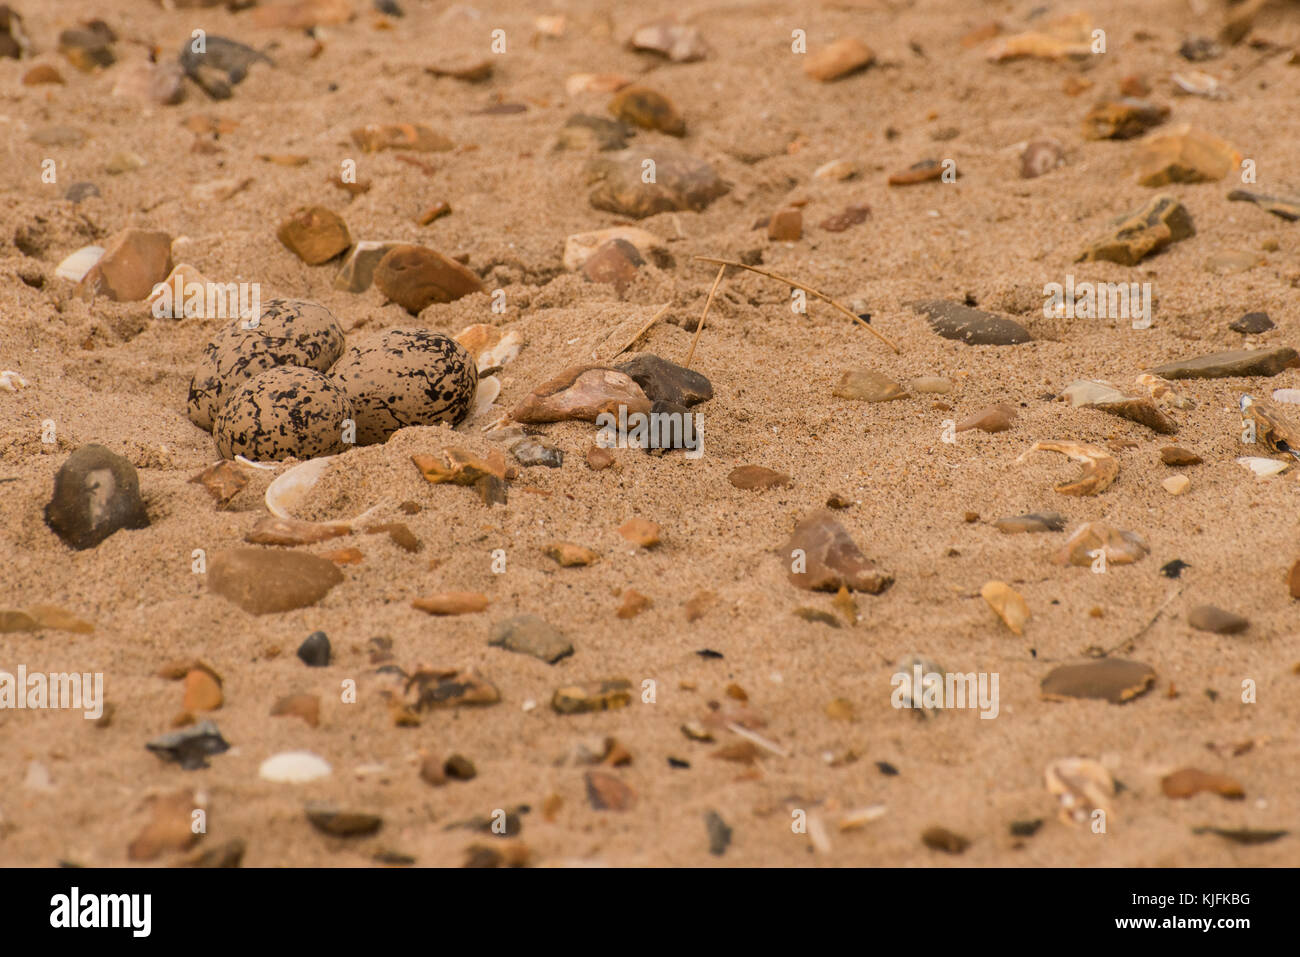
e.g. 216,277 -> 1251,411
781,511 -> 892,594
276,207 -> 351,266
373,244 -> 485,313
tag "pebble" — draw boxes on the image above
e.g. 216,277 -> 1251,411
1227,188 -> 1300,222
819,203 -> 871,232
332,329 -> 478,443
146,720 -> 230,770
981,580 -> 1030,635
1135,125 -> 1240,186
23,64 -> 64,85
1089,397 -> 1178,435
1040,658 -> 1156,704
59,22 -> 115,72
1194,826 -> 1289,846
297,631 -> 331,666
412,592 -> 489,615
910,376 -> 953,394
766,206 -> 802,241
616,354 -> 712,406
44,444 -> 150,550
832,368 -> 906,402
728,465 -> 791,490
1229,312 -> 1274,334
209,548 -> 343,614
1289,559 -> 1300,600
1179,36 -> 1221,62
1054,522 -> 1149,567
270,694 -> 320,727
617,589 -> 652,619
619,517 -> 661,548
183,669 -> 222,712
1162,474 -> 1190,495
985,13 -> 1092,61
585,770 -> 635,811
490,614 -> 574,664
544,542 -> 599,567
1061,381 -> 1122,407
993,512 -> 1065,534
585,150 -> 729,218
888,159 -> 945,185
804,37 -> 875,82
564,227 -> 665,272
1187,604 -> 1249,635
782,510 -> 892,594
608,85 -> 685,136
406,667 -> 500,710
260,751 -> 331,783
64,183 -> 100,204
180,36 -> 273,99
1077,193 -> 1194,265
333,241 -> 399,292
1046,757 -> 1114,826
276,206 -> 351,265
551,678 -> 632,714
814,159 -> 856,181
366,522 -> 421,553
246,516 -> 348,547
1081,97 -> 1169,140
921,826 -> 970,854
630,19 -> 709,62
586,445 -> 614,470
913,300 -> 1032,346
372,244 -> 485,312
455,324 -> 523,372
214,367 -> 352,460
566,72 -> 632,96
514,365 -> 650,423
581,238 -> 644,293
305,804 -> 382,837
704,810 -> 732,855
188,298 -> 346,431
75,228 -> 172,302
555,113 -> 632,153
1149,347 -> 1299,380
425,57 -> 493,82
1020,139 -> 1064,178
106,150 -> 145,175
1161,768 -> 1244,800
0,606 -> 93,634
956,403 -> 1016,433
794,607 -> 839,627
128,789 -> 202,861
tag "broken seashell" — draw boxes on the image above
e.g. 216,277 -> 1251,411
1025,441 -> 1119,496
55,245 -> 105,283
454,324 -> 523,372
1087,397 -> 1178,434
0,370 -> 28,392
1054,522 -> 1149,567
1237,456 -> 1289,478
981,580 -> 1030,635
1045,757 -> 1114,827
264,456 -> 384,528
1171,71 -> 1224,99
474,375 -> 501,415
839,805 -> 888,831
1135,373 -> 1194,410
1239,395 -> 1300,460
1271,389 -> 1300,405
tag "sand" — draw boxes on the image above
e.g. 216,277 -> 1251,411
1,0 -> 1298,867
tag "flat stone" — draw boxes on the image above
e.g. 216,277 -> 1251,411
781,510 -> 892,594
373,244 -> 485,312
911,376 -> 953,394
406,667 -> 500,710
981,580 -> 1029,635
552,678 -> 633,714
209,548 -> 343,614
586,149 -> 729,219
1205,249 -> 1263,275
555,113 -> 629,152
23,64 -> 64,85
1077,193 -> 1195,265
585,770 -> 635,811
1187,604 -> 1249,635
1160,446 -> 1202,465
351,123 -> 453,152
44,445 -> 150,550
514,365 -> 650,423
1081,98 -> 1169,140
1162,768 -> 1244,800
128,789 -> 201,861
1054,522 -> 1149,567
305,804 -> 382,837
819,203 -> 871,231
183,669 -> 222,711
1149,348 -> 1299,380
586,445 -> 614,470
615,354 -> 712,406
276,206 -> 350,266
76,228 -> 172,301
1041,659 -> 1156,704
1135,125 -> 1240,186
1229,312 -> 1274,334
30,124 -> 87,147
333,240 -> 401,292
728,465 -> 792,490
146,720 -> 230,770
957,403 -> 1016,432
804,37 -> 875,82
832,369 -> 906,402
1021,139 -> 1065,178
425,57 -> 493,81
767,206 -> 802,241
994,512 -> 1065,534
510,436 -> 563,468
412,592 -> 489,615
543,542 -> 599,566
913,300 -> 1032,345
297,631 -> 331,666
1227,188 -> 1300,222
581,238 -> 643,293
490,614 -> 574,664
921,826 -> 970,854
618,517 -> 661,547
608,85 -> 684,136
260,751 -> 331,783
617,590 -> 652,619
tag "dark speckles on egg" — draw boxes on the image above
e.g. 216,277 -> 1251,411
213,367 -> 353,461
331,329 -> 477,444
187,298 -> 346,432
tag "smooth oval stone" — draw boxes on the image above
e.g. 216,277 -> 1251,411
913,300 -> 1032,345
728,465 -> 792,490
1160,446 -> 1202,466
1149,347 -> 1299,380
44,444 -> 150,550
1040,658 -> 1156,704
911,376 -> 953,394
956,403 -> 1016,432
259,751 -> 332,783
305,804 -> 382,837
832,368 -> 906,402
209,549 -> 343,614
993,512 -> 1065,534
1187,604 -> 1249,635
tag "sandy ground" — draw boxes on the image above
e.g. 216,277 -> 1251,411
1,0 -> 1299,867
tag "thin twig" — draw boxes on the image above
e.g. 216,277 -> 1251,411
606,301 -> 672,361
1106,585 -> 1182,656
693,256 -> 901,354
685,263 -> 726,369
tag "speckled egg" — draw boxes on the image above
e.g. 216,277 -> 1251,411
331,329 -> 477,444
187,298 -> 346,432
213,367 -> 353,461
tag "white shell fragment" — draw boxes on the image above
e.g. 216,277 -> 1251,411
1271,389 -> 1300,405
1171,71 -> 1224,98
1045,757 -> 1114,827
474,374 -> 501,415
1237,456 -> 1289,479
0,371 -> 28,392
54,245 -> 105,283
259,751 -> 332,783
1061,380 -> 1125,407
264,456 -> 384,526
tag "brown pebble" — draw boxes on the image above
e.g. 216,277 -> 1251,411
956,403 -> 1016,433
818,203 -> 870,232
1187,604 -> 1249,635
685,589 -> 716,622
617,589 -> 652,619
803,37 -> 875,82
351,123 -> 453,153
320,547 -> 363,565
128,790 -> 201,861
729,465 -> 792,490
921,826 -> 970,854
618,517 -> 661,548
1161,767 -> 1244,800
1160,446 -> 1203,466
888,159 -> 945,185
581,238 -> 643,293
419,753 -> 447,786
373,244 -> 485,313
23,64 -> 65,85
1288,559 -> 1300,600
586,445 -> 614,470
1041,658 -> 1156,704
270,693 -> 320,728
608,85 -> 684,136
543,542 -> 600,567
276,206 -> 351,265
417,200 -> 451,225
585,770 -> 636,810
182,669 -> 222,712
767,206 -> 802,241
412,592 -> 489,615
444,754 -> 477,781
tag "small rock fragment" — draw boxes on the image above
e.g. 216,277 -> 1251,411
782,511 -> 892,594
921,826 -> 970,854
1163,474 -> 1190,495
270,694 -> 320,727
618,517 -> 661,548
804,37 -> 875,82
586,150 -> 729,218
1021,139 -> 1065,178
728,465 -> 791,490
412,592 -> 489,616
1046,758 -> 1114,826
1150,348 -> 1299,380
981,581 -> 1030,635
608,85 -> 684,136
1041,659 -> 1156,704
260,751 -> 331,783
146,720 -> 230,770
1082,98 -> 1170,140
1135,125 -> 1240,186
585,771 -> 635,811
552,679 -> 632,714
489,614 -> 574,664
77,228 -> 172,302
1187,605 -> 1249,635
305,804 -> 382,837
914,300 -> 1032,345
833,369 -> 906,402
544,542 -> 599,567
1229,312 -> 1274,335
297,631 -> 331,667
514,366 -> 650,423
1055,522 -> 1148,567
1161,768 -> 1244,799
957,404 -> 1016,433
994,512 -> 1065,534
209,549 -> 343,615
351,123 -> 452,153
276,206 -> 351,265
